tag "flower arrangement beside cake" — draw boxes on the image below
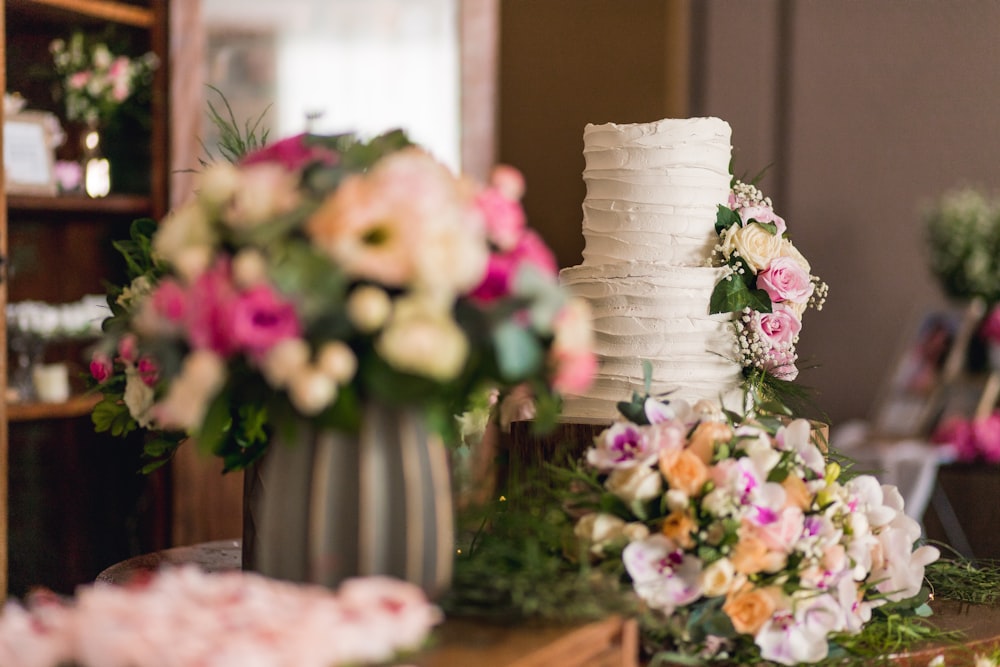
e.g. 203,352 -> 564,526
571,387 -> 938,665
88,130 -> 595,472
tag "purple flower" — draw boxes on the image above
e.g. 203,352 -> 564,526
586,422 -> 656,471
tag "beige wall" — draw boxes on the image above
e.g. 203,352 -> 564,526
500,0 -> 1000,427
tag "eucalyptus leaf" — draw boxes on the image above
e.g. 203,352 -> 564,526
494,321 -> 543,380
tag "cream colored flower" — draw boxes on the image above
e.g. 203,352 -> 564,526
197,162 -> 241,210
316,341 -> 357,384
346,285 -> 392,333
232,248 -> 270,288
223,163 -> 300,229
123,366 -> 155,428
730,222 -> 783,273
605,465 -> 662,504
153,350 -> 226,432
779,237 -> 811,273
700,557 -> 737,597
288,367 -> 337,416
574,513 -> 627,556
376,295 -> 468,382
152,201 -> 215,279
261,338 -> 311,389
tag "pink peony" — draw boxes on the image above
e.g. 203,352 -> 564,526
149,279 -> 189,323
184,260 -> 240,356
241,133 -> 339,171
230,284 -> 302,359
757,256 -> 814,305
89,352 -> 113,383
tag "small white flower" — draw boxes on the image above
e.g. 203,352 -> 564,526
316,341 -> 357,384
347,285 -> 392,333
288,368 -> 337,416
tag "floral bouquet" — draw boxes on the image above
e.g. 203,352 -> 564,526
0,566 -> 440,667
50,31 -> 158,126
89,130 -> 595,471
924,188 -> 1000,305
710,180 -> 828,389
571,390 -> 939,665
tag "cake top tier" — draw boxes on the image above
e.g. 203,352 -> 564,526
584,116 -> 731,158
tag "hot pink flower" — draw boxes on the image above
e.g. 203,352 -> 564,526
932,416 -> 976,461
117,333 -> 139,364
470,229 -> 557,302
973,413 -> 1000,464
230,284 -> 302,358
981,306 -> 1000,345
90,352 -> 113,383
150,279 -> 189,323
241,134 -> 338,171
185,260 -> 240,356
137,357 -> 159,387
758,256 -> 814,304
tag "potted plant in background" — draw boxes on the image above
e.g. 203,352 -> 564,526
88,128 -> 596,597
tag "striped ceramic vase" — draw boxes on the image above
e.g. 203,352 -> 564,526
242,402 -> 454,598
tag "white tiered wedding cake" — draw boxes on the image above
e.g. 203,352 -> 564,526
559,117 -> 743,420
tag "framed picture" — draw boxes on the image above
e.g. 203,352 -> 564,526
4,111 -> 58,196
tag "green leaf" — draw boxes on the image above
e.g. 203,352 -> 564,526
715,204 -> 741,234
92,397 -> 125,433
196,389 -> 233,456
709,273 -> 772,314
493,321 -> 543,381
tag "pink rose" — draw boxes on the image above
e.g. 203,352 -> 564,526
90,352 -> 113,383
739,204 -> 786,236
753,305 -> 802,351
757,256 -> 814,304
241,134 -> 338,171
137,357 -> 159,387
230,284 -> 302,358
117,333 -> 139,364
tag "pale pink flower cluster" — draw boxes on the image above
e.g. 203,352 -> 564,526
50,33 -> 158,125
932,410 -> 1000,463
0,566 -> 441,667
576,403 -> 939,665
716,181 -> 827,381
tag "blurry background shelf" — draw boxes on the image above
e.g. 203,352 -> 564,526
7,194 -> 152,217
7,394 -> 101,423
7,0 -> 153,27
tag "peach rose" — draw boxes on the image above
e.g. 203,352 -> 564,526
659,449 -> 709,498
723,586 -> 782,636
730,523 -> 787,575
661,509 -> 696,550
781,474 -> 811,511
686,421 -> 733,464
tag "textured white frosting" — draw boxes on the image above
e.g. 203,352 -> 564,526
560,117 -> 744,421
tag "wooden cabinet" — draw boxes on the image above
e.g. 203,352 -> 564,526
3,0 -> 171,598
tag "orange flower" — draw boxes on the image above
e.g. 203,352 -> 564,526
723,585 -> 782,636
781,474 -> 811,510
659,449 -> 709,498
686,421 -> 733,464
661,510 -> 696,549
729,522 -> 787,575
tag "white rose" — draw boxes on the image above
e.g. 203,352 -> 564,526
153,350 -> 226,432
316,341 -> 357,384
376,297 -> 468,382
699,557 -> 736,597
232,248 -> 270,288
223,163 -> 300,229
665,488 -> 690,512
152,201 -> 215,268
731,222 -> 783,273
779,238 -> 811,273
347,285 -> 392,333
123,366 -> 155,428
261,338 -> 311,389
605,465 -> 662,504
288,368 -> 337,416
574,513 -> 626,556
414,212 -> 488,294
197,162 -> 241,209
